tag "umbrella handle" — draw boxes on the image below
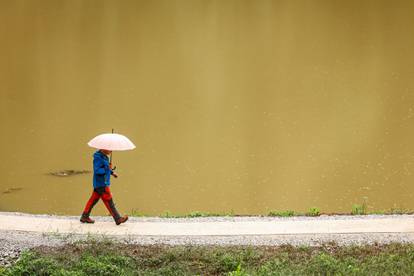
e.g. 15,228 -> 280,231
110,128 -> 114,163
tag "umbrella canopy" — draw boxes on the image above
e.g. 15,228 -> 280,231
88,133 -> 136,151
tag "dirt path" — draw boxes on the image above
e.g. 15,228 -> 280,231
1,212 -> 414,236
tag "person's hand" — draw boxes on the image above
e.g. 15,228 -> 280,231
109,163 -> 113,170
112,172 -> 118,178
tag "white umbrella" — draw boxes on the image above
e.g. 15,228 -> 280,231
87,133 -> 136,151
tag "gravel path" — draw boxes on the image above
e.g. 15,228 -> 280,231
1,212 -> 414,267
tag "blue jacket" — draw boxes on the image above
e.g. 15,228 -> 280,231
93,150 -> 113,188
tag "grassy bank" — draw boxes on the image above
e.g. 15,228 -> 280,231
130,206 -> 414,218
2,241 -> 414,275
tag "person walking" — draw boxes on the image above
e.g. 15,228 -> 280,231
80,149 -> 128,225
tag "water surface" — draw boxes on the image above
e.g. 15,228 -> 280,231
1,0 -> 414,215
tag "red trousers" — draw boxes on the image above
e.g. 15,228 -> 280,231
82,186 -> 121,221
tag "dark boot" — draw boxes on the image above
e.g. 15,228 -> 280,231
80,214 -> 95,224
116,215 -> 128,225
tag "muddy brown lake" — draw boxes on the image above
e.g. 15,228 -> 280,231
1,0 -> 414,215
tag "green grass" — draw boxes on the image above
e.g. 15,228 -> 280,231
388,207 -> 413,215
159,210 -> 235,218
130,208 -> 145,217
130,210 -> 236,218
306,207 -> 320,217
129,206 -> 414,218
265,208 -> 322,217
3,242 -> 414,275
351,203 -> 367,215
268,210 -> 296,217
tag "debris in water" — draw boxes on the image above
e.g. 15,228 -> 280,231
48,170 -> 91,177
2,187 -> 23,194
